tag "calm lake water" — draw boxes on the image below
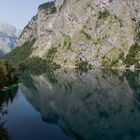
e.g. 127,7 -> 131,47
0,69 -> 140,140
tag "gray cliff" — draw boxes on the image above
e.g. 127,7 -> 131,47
18,0 -> 140,69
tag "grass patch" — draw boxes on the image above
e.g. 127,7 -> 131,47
94,38 -> 104,45
98,10 -> 123,27
101,57 -> 119,68
124,43 -> 140,66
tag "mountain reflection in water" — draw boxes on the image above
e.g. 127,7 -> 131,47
1,69 -> 140,140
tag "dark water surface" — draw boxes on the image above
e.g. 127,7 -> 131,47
0,69 -> 140,140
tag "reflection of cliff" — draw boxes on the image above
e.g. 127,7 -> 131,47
124,71 -> 140,113
20,69 -> 140,140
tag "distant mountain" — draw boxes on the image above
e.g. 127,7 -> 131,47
0,22 -> 20,58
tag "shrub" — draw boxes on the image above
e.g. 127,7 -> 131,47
18,57 -> 47,71
98,10 -> 110,19
124,43 -> 140,66
0,61 -> 18,89
75,59 -> 92,72
46,47 -> 57,63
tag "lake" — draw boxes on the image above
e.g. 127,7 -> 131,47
0,69 -> 140,140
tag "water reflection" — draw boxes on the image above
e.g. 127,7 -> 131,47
19,69 -> 140,140
0,85 -> 18,140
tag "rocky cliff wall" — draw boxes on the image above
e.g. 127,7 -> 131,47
18,0 -> 140,69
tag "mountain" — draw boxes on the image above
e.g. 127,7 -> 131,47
5,0 -> 140,69
0,22 -> 20,58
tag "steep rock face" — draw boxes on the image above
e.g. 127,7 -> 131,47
0,22 -> 20,57
18,0 -> 140,68
32,2 -> 57,57
17,16 -> 37,47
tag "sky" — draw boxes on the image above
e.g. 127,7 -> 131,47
0,0 -> 52,30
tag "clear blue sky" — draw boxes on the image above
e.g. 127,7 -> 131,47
0,0 -> 52,29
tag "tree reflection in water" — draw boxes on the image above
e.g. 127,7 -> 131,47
0,85 -> 18,140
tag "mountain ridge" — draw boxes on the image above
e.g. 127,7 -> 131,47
0,21 -> 20,58
6,0 -> 140,69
